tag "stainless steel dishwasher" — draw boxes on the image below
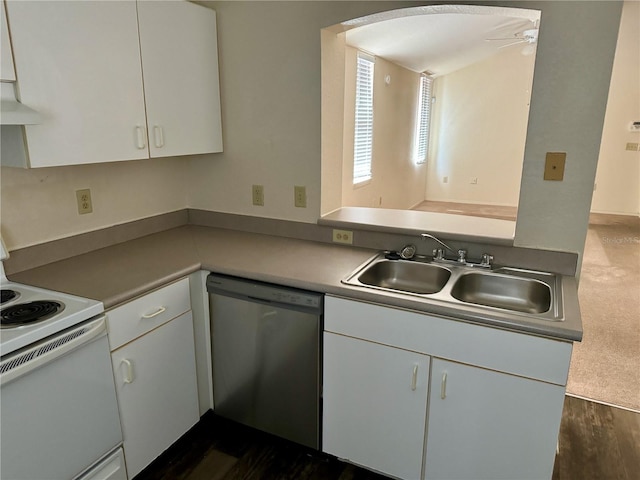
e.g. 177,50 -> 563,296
206,273 -> 323,449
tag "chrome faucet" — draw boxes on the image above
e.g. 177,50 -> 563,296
420,233 -> 467,263
420,233 -> 494,268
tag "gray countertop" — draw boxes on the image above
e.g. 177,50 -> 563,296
8,225 -> 582,342
320,207 -> 516,245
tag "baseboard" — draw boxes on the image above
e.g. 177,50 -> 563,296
565,392 -> 640,414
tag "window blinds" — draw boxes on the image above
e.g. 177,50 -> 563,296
353,53 -> 374,184
415,74 -> 433,164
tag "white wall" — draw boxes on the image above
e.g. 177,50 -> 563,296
514,0 -> 622,254
426,44 -> 534,206
341,46 -> 427,210
187,1 -> 332,223
591,0 -> 640,217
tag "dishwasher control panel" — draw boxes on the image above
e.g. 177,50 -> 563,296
206,273 -> 323,312
268,291 -> 321,308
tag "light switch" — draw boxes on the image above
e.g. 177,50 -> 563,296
544,152 -> 566,181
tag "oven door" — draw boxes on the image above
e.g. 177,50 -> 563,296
1,316 -> 123,480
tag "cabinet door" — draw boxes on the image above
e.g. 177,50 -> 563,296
111,311 -> 199,478
1,0 -> 15,81
425,358 -> 565,480
137,1 -> 223,157
6,0 -> 148,166
323,332 -> 430,480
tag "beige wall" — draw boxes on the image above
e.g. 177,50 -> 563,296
0,157 -> 188,249
426,45 -> 534,206
591,0 -> 640,216
341,46 -> 426,210
320,27 -> 346,215
0,1 -> 624,265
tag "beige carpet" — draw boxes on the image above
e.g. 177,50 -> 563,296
414,202 -> 640,411
566,216 -> 640,411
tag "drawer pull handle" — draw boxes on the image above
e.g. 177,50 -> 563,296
411,364 -> 418,391
121,359 -> 134,384
141,306 -> 166,319
441,373 -> 448,399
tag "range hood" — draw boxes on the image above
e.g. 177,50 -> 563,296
0,82 -> 40,125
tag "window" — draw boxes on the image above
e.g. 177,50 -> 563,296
414,74 -> 433,164
353,52 -> 374,184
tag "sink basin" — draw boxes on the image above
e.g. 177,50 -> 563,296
342,252 -> 562,321
356,260 -> 451,294
450,272 -> 551,314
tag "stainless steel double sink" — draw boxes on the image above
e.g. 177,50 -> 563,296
342,252 -> 563,321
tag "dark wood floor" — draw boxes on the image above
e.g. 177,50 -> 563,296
135,396 -> 640,480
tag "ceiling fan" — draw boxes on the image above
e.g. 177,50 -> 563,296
485,28 -> 539,49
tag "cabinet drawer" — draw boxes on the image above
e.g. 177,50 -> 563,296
107,278 -> 190,350
325,295 -> 572,385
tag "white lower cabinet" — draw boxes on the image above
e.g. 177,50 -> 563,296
107,278 -> 199,478
425,358 -> 565,480
76,447 -> 127,480
323,295 -> 571,480
323,332 -> 430,480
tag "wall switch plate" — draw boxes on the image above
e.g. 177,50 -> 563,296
252,185 -> 264,206
75,189 -> 93,214
443,176 -> 448,183
294,185 -> 306,208
544,152 -> 566,181
625,142 -> 639,151
332,229 -> 353,245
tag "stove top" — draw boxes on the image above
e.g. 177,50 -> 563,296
0,280 -> 103,357
1,289 -> 20,305
0,238 -> 104,357
1,300 -> 65,328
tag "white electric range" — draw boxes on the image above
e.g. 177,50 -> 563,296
0,276 -> 104,356
0,237 -> 127,480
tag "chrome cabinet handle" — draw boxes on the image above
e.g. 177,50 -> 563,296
135,125 -> 146,149
141,306 -> 166,319
153,125 -> 164,148
411,364 -> 418,391
121,359 -> 134,384
441,373 -> 448,399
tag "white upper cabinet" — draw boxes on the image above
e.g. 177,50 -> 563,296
1,0 -> 15,81
137,1 -> 222,158
6,1 -> 148,167
4,0 -> 222,168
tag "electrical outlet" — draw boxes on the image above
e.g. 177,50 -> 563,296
332,229 -> 353,245
294,185 -> 306,208
75,189 -> 93,214
252,185 -> 264,206
625,142 -> 640,151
